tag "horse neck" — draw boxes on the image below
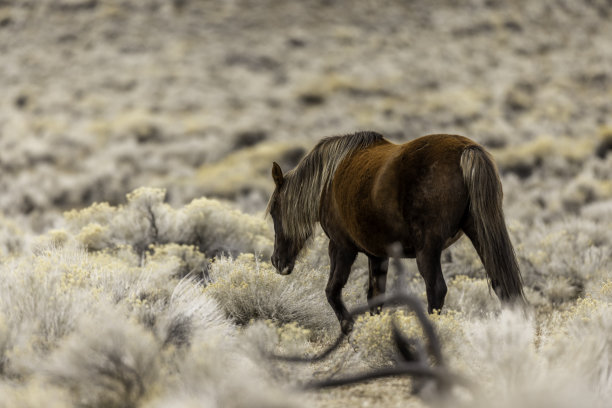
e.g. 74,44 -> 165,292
281,173 -> 320,247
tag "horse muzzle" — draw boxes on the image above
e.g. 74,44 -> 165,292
279,266 -> 293,275
272,259 -> 294,275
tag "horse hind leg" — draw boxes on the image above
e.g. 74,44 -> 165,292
326,241 -> 358,334
367,255 -> 389,315
416,244 -> 447,314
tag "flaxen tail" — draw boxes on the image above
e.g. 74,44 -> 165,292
460,145 -> 525,303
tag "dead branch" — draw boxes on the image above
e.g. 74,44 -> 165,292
266,254 -> 471,395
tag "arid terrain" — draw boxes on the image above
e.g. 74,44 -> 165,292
0,1 -> 611,407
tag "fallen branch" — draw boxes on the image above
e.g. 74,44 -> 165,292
265,254 -> 471,394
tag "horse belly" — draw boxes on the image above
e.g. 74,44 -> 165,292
348,210 -> 417,257
443,230 -> 464,249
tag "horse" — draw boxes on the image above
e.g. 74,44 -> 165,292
267,131 -> 524,334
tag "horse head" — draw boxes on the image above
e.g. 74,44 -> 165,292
269,162 -> 299,275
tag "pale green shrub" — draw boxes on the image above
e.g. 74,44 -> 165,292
147,243 -> 209,280
0,243 -> 180,377
155,278 -> 234,348
0,246 -> 92,361
449,306 -> 611,408
0,382 -> 70,408
0,238 -> 289,408
582,198 -> 612,227
546,300 -> 612,400
64,187 -> 273,259
182,197 -> 272,258
205,254 -> 335,336
65,187 -> 178,257
0,213 -> 24,258
45,309 -> 161,408
515,220 -> 610,303
445,276 -> 500,317
443,236 -> 486,280
150,334 -> 305,408
351,309 -> 466,368
0,315 -> 9,375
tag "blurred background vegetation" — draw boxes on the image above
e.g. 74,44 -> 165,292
1,0 -> 611,230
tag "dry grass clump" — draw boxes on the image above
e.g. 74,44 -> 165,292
0,247 -> 93,367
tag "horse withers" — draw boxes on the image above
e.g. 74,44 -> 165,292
267,132 -> 524,334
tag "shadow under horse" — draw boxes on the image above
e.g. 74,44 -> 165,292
267,131 -> 524,334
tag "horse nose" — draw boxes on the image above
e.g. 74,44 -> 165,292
271,255 -> 279,269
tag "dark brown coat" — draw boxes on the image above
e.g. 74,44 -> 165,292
269,132 -> 524,334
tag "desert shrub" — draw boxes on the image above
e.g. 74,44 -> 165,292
0,213 -> 24,258
0,238 -> 296,408
452,304 -> 612,408
151,332 -> 305,408
44,309 -> 161,408
351,309 -> 465,368
205,254 -> 335,336
182,197 -> 272,258
443,236 -> 486,279
0,382 -> 70,408
515,219 -> 610,303
147,243 -> 209,280
65,187 -> 178,258
298,230 -> 331,269
444,276 -> 500,317
154,278 -> 234,348
562,165 -> 612,212
581,198 -> 612,227
0,243 -> 182,377
64,187 -> 274,259
0,315 -> 9,376
0,246 -> 92,364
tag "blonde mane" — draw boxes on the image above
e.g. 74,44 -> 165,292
268,131 -> 384,248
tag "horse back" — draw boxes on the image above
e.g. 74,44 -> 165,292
323,134 -> 477,257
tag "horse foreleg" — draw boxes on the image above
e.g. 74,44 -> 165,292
367,255 -> 389,315
326,241 -> 357,334
416,246 -> 447,314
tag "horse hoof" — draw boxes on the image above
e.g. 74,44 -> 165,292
369,306 -> 383,316
341,319 -> 354,335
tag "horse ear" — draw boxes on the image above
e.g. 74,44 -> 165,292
272,162 -> 284,187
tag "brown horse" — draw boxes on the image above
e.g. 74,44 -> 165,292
267,132 -> 524,334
